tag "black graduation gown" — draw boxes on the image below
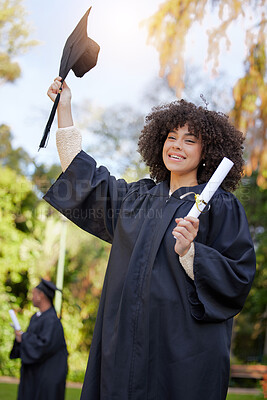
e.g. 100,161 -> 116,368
44,151 -> 256,400
10,307 -> 68,400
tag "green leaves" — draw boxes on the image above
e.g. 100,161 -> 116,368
0,0 -> 38,84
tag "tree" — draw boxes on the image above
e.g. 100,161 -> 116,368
145,0 -> 267,186
0,165 -> 43,376
0,0 -> 38,84
234,172 -> 267,362
0,124 -> 61,193
31,163 -> 62,194
231,43 -> 267,188
0,124 -> 33,174
146,0 -> 266,95
78,103 -> 146,177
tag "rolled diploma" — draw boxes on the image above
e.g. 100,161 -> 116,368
187,157 -> 234,218
9,309 -> 21,331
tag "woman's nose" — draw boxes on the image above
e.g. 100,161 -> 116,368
173,140 -> 182,150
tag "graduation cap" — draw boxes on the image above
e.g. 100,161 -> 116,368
36,278 -> 61,303
39,7 -> 100,149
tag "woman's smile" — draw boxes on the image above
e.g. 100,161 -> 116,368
162,124 -> 202,188
168,152 -> 186,161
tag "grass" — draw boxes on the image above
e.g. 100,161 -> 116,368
0,383 -> 17,400
0,383 -> 264,400
0,383 -> 82,400
65,387 -> 82,400
228,396 -> 263,400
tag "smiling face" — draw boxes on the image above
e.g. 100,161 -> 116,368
162,124 -> 202,189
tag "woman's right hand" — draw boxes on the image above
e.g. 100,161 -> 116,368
47,76 -> 74,128
47,76 -> 72,107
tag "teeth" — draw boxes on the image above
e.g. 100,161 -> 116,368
170,155 -> 183,160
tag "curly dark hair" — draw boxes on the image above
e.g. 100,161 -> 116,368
138,99 -> 244,192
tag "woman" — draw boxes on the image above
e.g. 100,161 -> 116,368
44,77 -> 256,400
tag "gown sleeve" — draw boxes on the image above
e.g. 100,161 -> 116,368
186,191 -> 256,322
43,150 -> 131,243
10,339 -> 21,359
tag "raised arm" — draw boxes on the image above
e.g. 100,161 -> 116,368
47,77 -> 73,128
47,77 -> 81,171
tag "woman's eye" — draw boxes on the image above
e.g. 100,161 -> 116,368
168,136 -> 176,140
185,139 -> 195,143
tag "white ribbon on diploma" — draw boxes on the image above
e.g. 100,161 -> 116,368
9,309 -> 21,331
186,157 -> 234,218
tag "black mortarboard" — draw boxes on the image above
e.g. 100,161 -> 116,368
39,7 -> 100,149
36,278 -> 61,303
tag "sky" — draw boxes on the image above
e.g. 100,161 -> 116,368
0,0 -> 248,167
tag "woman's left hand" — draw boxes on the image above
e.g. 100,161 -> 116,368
172,216 -> 199,257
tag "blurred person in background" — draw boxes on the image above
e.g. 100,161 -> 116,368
10,278 -> 68,400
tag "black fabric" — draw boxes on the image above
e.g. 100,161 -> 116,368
59,7 -> 100,81
39,7 -> 100,149
10,307 -> 68,400
44,150 -> 256,400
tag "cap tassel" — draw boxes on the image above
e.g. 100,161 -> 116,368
38,84 -> 63,150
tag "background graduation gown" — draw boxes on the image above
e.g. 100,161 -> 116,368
10,307 -> 68,400
44,150 -> 256,400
